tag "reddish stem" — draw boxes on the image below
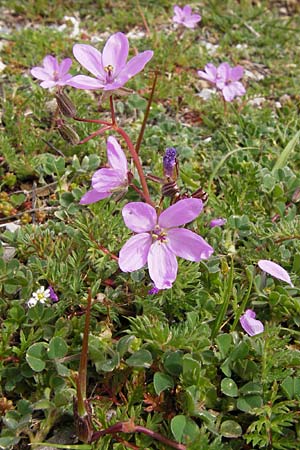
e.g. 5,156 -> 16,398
74,116 -> 112,126
90,421 -> 186,450
79,125 -> 112,144
114,126 -> 154,206
109,96 -> 116,125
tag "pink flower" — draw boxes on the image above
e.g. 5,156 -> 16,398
240,309 -> 264,336
209,218 -> 226,228
258,260 -> 293,286
119,198 -> 213,289
31,55 -> 73,89
68,32 -> 153,91
80,136 -> 128,204
173,5 -> 201,29
198,62 -> 246,102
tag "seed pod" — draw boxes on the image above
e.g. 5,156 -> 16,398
162,179 -> 181,199
55,91 -> 77,117
57,123 -> 80,145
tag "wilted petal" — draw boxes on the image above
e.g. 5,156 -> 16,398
67,75 -> 105,90
240,309 -> 264,336
230,65 -> 244,81
73,44 -> 105,79
167,228 -> 213,261
258,260 -> 293,286
80,189 -> 110,204
119,233 -> 152,272
58,58 -> 72,77
114,51 -> 154,87
159,198 -> 203,228
92,168 -> 125,192
106,136 -> 127,174
102,32 -> 129,76
148,242 -> 178,289
122,202 -> 157,233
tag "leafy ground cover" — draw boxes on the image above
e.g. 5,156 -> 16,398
1,0 -> 300,449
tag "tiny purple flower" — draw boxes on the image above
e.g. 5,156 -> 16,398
31,55 -> 73,89
173,5 -> 201,29
198,62 -> 246,102
68,32 -> 153,91
49,286 -> 59,302
163,147 -> 177,178
258,260 -> 293,286
209,218 -> 226,228
240,309 -> 264,336
80,136 -> 128,204
119,198 -> 213,290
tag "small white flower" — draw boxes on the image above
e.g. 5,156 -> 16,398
27,286 -> 51,308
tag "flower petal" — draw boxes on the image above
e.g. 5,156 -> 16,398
122,202 -> 157,233
106,136 -> 127,174
240,309 -> 264,336
209,218 -> 226,228
183,5 -> 192,15
216,62 -> 230,88
92,168 -> 125,192
58,58 -> 72,77
258,260 -> 293,286
230,65 -> 244,82
148,242 -> 178,289
119,233 -> 152,272
222,81 -> 245,102
158,198 -> 203,228
113,51 -> 154,87
80,189 -> 110,204
43,55 -> 58,72
67,75 -> 105,90
40,80 -> 57,88
166,228 -> 214,261
198,63 -> 217,83
102,32 -> 129,76
73,44 -> 105,79
31,67 -> 52,81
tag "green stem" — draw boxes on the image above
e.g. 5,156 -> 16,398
231,268 -> 253,332
211,258 -> 234,339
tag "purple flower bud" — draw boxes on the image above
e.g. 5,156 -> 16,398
49,286 -> 59,302
148,285 -> 160,295
209,218 -> 226,228
240,309 -> 264,336
163,147 -> 177,178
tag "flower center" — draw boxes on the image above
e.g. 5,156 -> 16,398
104,64 -> 114,82
53,70 -> 59,81
152,226 -> 168,244
37,293 -> 45,300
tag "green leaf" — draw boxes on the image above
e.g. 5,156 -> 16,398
47,336 -> 68,359
281,376 -> 300,399
26,342 -> 47,372
272,130 -> 300,173
216,334 -> 232,358
153,372 -> 174,395
116,335 -> 135,358
221,378 -> 239,397
220,420 -> 242,438
126,349 -> 153,368
171,415 -> 199,444
237,395 -> 263,412
163,351 -> 183,376
31,444 -> 92,449
239,382 -> 262,395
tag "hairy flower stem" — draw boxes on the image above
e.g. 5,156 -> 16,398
79,125 -> 112,144
135,71 -> 158,155
115,125 -> 154,206
73,116 -> 112,126
90,420 -> 186,449
78,289 -> 92,413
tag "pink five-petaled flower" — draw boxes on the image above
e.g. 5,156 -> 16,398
240,309 -> 264,336
173,5 -> 201,29
119,198 -> 214,290
80,136 -> 128,204
68,32 -> 153,91
31,55 -> 73,89
258,260 -> 293,287
198,62 -> 246,102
